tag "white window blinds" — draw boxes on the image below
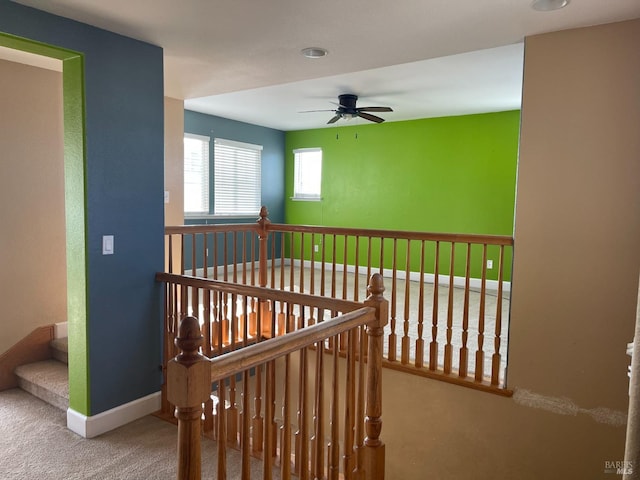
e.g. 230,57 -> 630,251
184,133 -> 210,214
214,138 -> 262,216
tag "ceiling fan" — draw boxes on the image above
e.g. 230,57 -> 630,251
303,94 -> 393,124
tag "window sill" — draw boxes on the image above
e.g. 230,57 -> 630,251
290,197 -> 322,202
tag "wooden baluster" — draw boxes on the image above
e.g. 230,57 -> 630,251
475,244 -> 488,382
366,237 -> 372,293
221,293 -> 230,349
354,236 -> 360,301
252,364 -> 264,454
227,294 -> 239,447
295,347 -> 309,479
162,280 -> 175,415
331,234 -> 337,299
241,369 -> 251,479
352,325 -> 366,480
415,240 -> 426,368
214,291 -> 222,355
217,377 -> 228,480
167,234 -> 173,274
203,233 -> 208,279
191,234 -> 196,276
257,206 -> 270,289
280,351 -> 292,479
343,328 -> 357,479
363,274 -> 388,480
264,361 -> 275,480
289,232 -> 295,294
320,234 -> 327,297
491,245 -> 505,386
180,234 -> 186,275
378,237 -> 384,276
252,232 -> 258,287
310,233 -> 316,295
401,240 -> 411,365
167,316 -> 211,480
459,243 -> 472,378
213,232 -> 219,281
310,338 -> 324,479
233,232 -> 238,285
328,333 -> 340,480
299,232 -> 305,293
429,241 -> 440,370
444,242 -> 456,374
202,288 -> 214,434
387,239 -> 398,362
339,235 -> 349,352
223,232 -> 229,282
342,235 -> 349,300
270,232 -> 276,289
242,231 -> 248,286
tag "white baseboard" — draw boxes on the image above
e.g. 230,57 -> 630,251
67,391 -> 161,438
289,259 -> 512,293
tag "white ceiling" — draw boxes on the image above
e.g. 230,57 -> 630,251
11,0 -> 640,131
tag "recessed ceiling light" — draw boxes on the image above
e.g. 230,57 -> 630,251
301,47 -> 328,59
531,0 -> 569,11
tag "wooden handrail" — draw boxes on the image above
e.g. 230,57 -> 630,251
268,223 -> 514,247
206,306 -> 375,382
165,221 -> 513,247
155,272 -> 365,313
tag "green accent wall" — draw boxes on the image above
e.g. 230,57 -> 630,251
285,111 -> 520,280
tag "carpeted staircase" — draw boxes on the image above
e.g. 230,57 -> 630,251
14,336 -> 69,411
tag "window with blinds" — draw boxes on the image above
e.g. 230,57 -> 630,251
214,138 -> 262,216
184,133 -> 210,215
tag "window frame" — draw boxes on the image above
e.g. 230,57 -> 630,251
292,147 -> 323,201
183,133 -> 211,217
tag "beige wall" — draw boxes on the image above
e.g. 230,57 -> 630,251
164,96 -> 184,227
381,19 -> 640,479
0,59 -> 66,353
164,97 -> 184,271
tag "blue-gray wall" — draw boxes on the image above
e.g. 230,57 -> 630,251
184,110 -> 285,224
0,1 -> 164,415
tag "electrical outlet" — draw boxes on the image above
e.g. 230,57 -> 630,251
486,260 -> 493,269
314,245 -> 319,253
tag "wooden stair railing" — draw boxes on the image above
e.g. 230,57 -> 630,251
165,274 -> 388,480
164,206 -> 513,396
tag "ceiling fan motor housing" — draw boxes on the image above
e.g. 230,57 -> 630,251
338,94 -> 358,112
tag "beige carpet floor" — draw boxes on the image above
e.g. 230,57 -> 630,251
0,389 -> 269,479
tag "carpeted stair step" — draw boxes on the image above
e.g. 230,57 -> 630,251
14,360 -> 69,411
50,336 -> 68,364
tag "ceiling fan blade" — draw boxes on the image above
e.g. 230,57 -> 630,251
358,112 -> 385,123
299,109 -> 335,113
327,114 -> 341,124
357,106 -> 393,112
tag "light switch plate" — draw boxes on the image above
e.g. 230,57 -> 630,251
102,235 -> 114,255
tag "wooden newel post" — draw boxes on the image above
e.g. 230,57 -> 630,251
256,206 -> 271,289
363,273 -> 388,480
167,316 -> 212,480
